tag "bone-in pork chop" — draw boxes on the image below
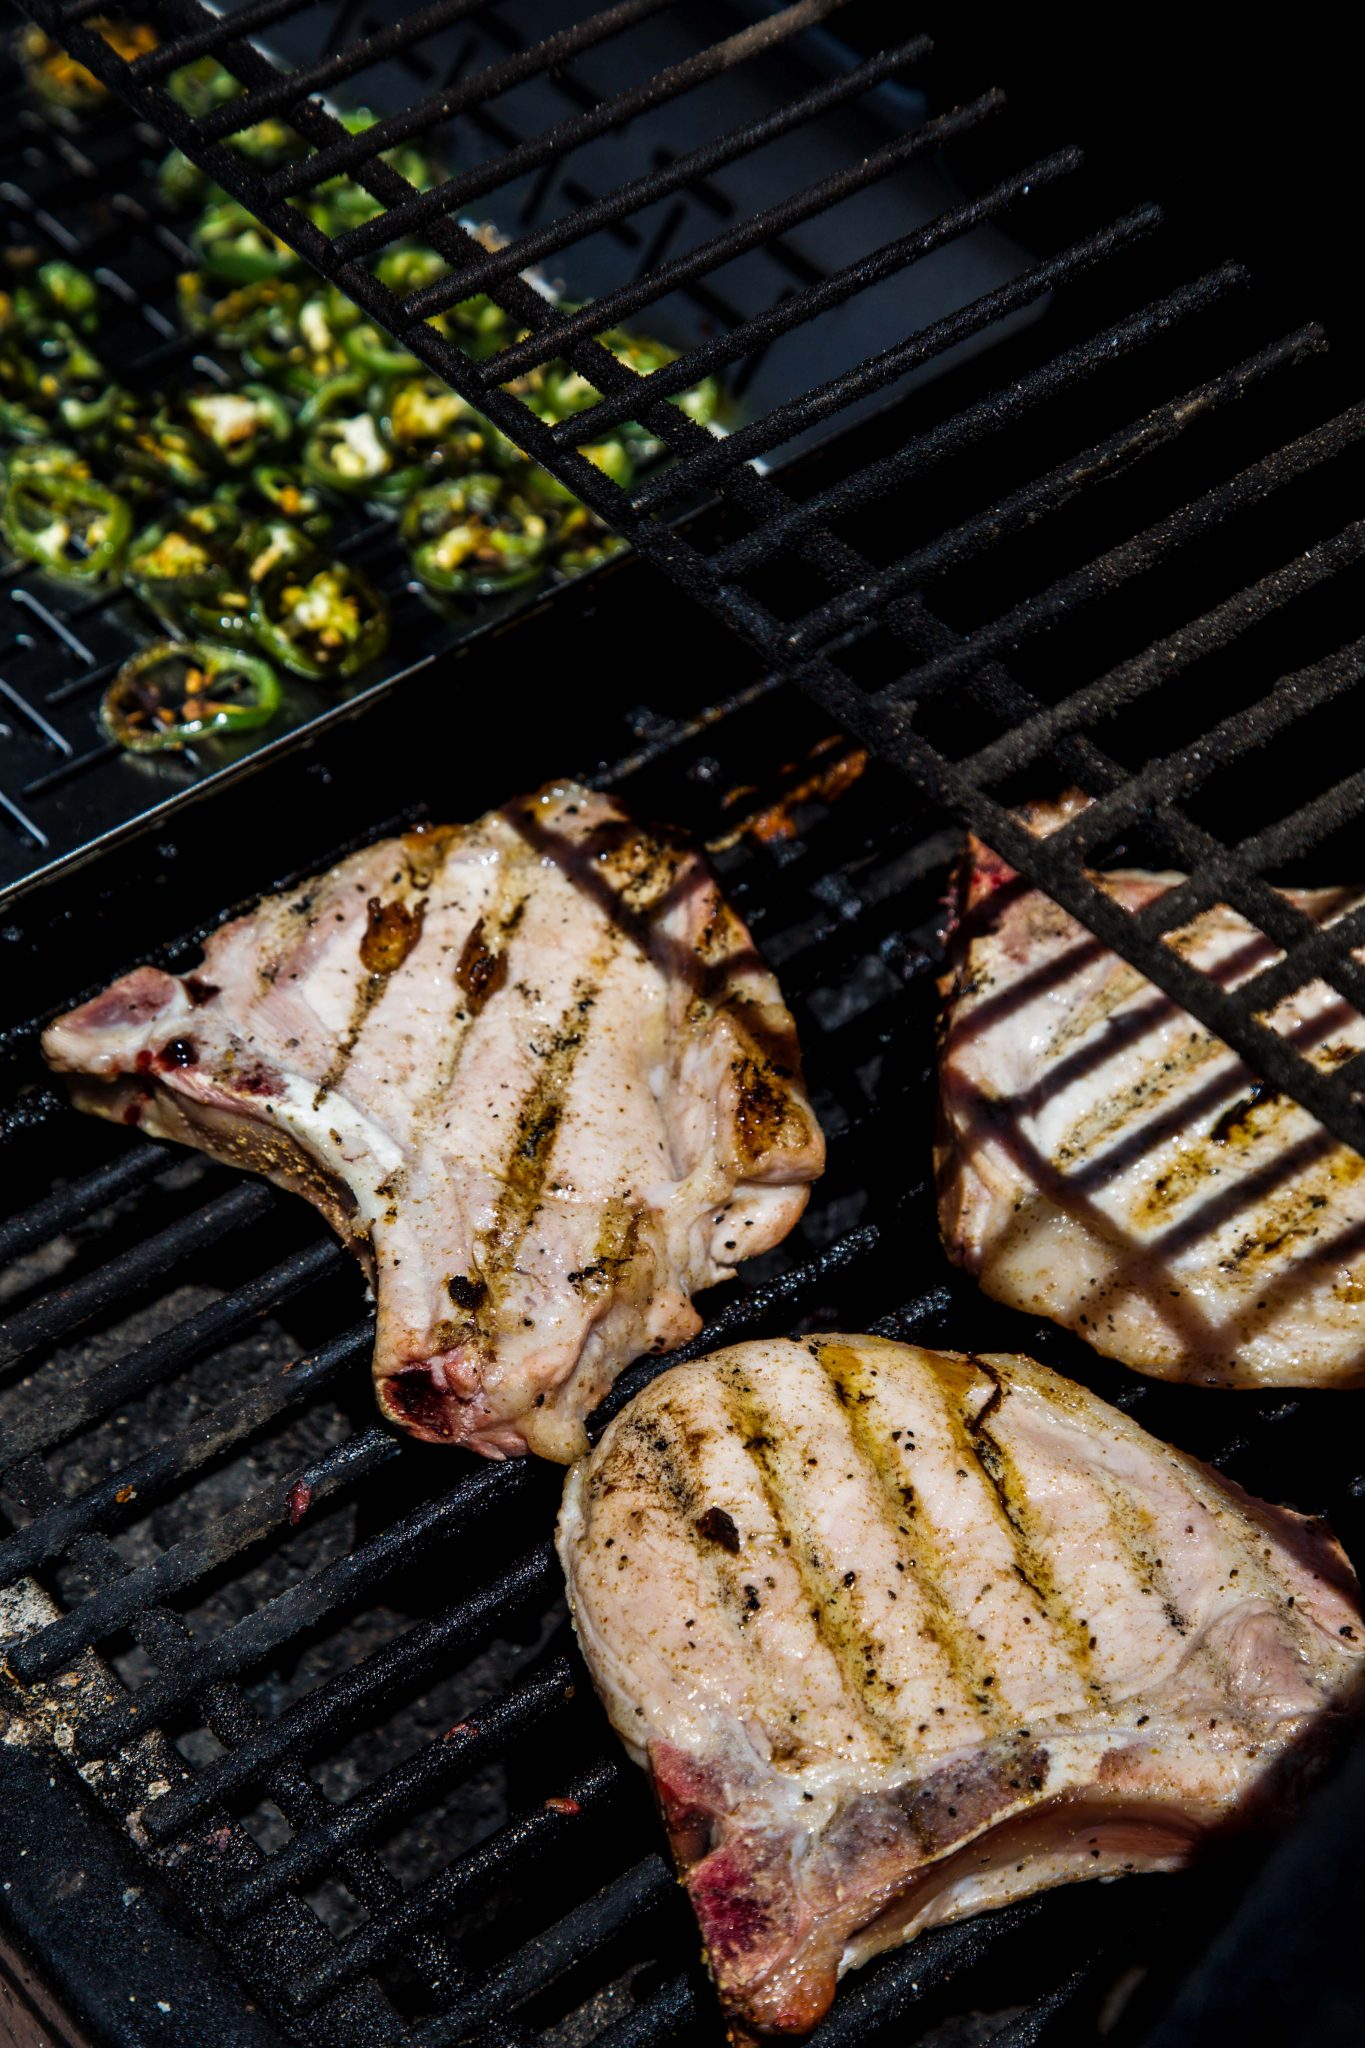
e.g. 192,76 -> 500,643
559,1335 -> 1363,2035
43,784 -> 824,1461
937,797 -> 1365,1387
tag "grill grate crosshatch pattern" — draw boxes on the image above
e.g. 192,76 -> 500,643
12,0 -> 1365,1162
1,674 -> 1363,2048
1,6 -> 1364,2045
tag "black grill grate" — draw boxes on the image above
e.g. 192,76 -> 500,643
0,0 -> 1032,908
2,661 -> 1362,2048
2,6 -> 1364,2044
14,0 -> 1365,1163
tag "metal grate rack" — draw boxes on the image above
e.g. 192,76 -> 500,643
12,0 -> 1365,1159
2,654 -> 1363,2048
0,0 -> 1034,906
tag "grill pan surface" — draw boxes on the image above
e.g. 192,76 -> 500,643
0,0 -> 1032,908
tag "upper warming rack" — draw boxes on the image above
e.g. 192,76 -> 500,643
14,0 -> 1365,1162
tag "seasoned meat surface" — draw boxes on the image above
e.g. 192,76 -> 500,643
559,1336 -> 1363,2036
43,784 -> 824,1461
937,797 -> 1365,1387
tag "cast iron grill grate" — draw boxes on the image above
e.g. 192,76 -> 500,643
1,667 -> 1363,2048
12,0 -> 1365,1157
0,0 -> 1030,907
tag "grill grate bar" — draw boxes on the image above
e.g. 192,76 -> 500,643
0,1139 -> 167,1266
0,1319 -> 367,1585
477,88 -> 1007,384
130,0 -> 318,78
542,143 -> 1083,425
323,0 -> 856,257
874,399 -> 1365,706
0,1178 -> 274,1374
396,31 -> 934,316
414,1853 -> 675,2047
960,510 -> 1359,783
10,1424 -> 397,1683
0,1237 -> 345,1471
622,194 -> 1151,501
218,1654 -> 576,1925
143,1539 -> 561,1838
190,0 -> 509,140
1,1410 -> 447,2034
708,263 -> 1247,577
784,325 -> 1326,658
284,1755 -> 627,2009
71,1455 -> 533,1745
1225,899 -> 1365,1017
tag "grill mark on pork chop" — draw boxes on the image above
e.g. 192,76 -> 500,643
470,947 -> 619,1327
931,1354 -> 1112,1704
313,834 -> 455,1108
716,1361 -> 917,1764
382,868 -> 533,1227
817,1343 -> 1013,1724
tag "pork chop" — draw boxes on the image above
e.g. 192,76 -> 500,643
42,784 -> 824,1461
937,797 -> 1365,1387
558,1335 -> 1363,2035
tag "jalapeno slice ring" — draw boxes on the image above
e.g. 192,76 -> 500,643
2,444 -> 131,584
101,640 -> 282,753
401,473 -> 551,598
249,551 -> 390,679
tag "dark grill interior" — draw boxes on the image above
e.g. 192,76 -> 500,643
1,4 -> 1363,2046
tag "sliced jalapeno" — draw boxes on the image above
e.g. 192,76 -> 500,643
299,372 -> 422,499
124,500 -> 241,628
193,201 -> 301,286
166,55 -> 241,119
182,382 -> 294,469
525,435 -> 633,505
14,260 -> 101,337
249,465 -> 332,540
157,147 -> 212,212
374,376 -> 507,471
2,443 -> 130,584
401,472 -> 550,598
250,550 -> 389,679
340,320 -> 421,380
20,21 -> 157,114
115,408 -> 218,495
554,505 -> 629,579
101,640 -> 281,753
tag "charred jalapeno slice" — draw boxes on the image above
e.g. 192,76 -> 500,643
401,473 -> 550,598
175,518 -> 312,643
250,551 -> 389,678
14,260 -> 100,337
101,640 -> 281,753
554,505 -> 629,579
20,21 -> 157,114
1,443 -> 130,584
183,382 -> 294,469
